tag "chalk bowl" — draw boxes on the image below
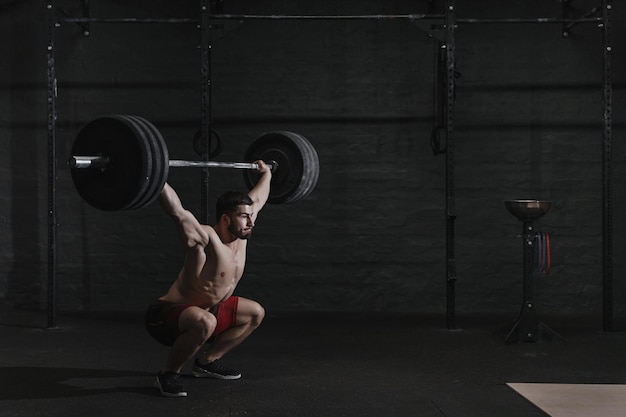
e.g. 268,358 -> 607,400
505,199 -> 552,221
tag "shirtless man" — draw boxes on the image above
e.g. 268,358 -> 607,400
144,161 -> 271,397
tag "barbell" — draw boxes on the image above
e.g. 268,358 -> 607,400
69,115 -> 320,211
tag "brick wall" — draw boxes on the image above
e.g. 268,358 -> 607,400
0,0 -> 624,324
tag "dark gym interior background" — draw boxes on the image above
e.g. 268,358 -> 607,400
1,0 -> 625,329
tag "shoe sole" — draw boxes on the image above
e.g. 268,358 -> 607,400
191,368 -> 241,380
155,377 -> 188,397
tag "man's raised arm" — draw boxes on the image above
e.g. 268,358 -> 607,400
247,160 -> 272,218
160,183 -> 209,248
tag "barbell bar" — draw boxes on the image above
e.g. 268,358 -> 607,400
69,155 -> 277,171
69,115 -> 319,211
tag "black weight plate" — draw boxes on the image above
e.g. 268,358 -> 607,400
243,131 -> 319,204
281,132 -> 319,203
243,132 -> 303,204
121,115 -> 155,210
125,116 -> 169,209
116,115 -> 154,210
70,115 -> 151,211
131,116 -> 169,208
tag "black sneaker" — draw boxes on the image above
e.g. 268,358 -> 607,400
155,372 -> 187,397
191,359 -> 242,380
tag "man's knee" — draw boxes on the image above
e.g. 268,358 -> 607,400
181,308 -> 217,342
250,302 -> 265,327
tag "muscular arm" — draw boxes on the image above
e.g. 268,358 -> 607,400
247,160 -> 272,220
160,183 -> 209,248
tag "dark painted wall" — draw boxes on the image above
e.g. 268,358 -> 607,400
1,1 -> 624,325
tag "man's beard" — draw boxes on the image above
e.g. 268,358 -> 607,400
229,224 -> 251,240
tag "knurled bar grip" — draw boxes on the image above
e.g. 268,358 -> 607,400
169,160 -> 268,170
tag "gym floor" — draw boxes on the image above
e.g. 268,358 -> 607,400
0,310 -> 623,417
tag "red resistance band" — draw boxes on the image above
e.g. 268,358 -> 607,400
534,231 -> 551,275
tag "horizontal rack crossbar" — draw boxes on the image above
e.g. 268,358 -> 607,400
57,14 -> 441,24
457,17 -> 603,24
58,15 -> 603,25
207,14 -> 441,20
59,17 -> 199,24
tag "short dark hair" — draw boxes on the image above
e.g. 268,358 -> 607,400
216,191 -> 253,220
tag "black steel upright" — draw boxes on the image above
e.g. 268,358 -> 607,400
444,0 -> 457,330
46,1 -> 58,329
200,0 -> 212,224
601,0 -> 613,332
506,221 -> 538,344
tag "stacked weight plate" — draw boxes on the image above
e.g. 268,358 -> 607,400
70,115 -> 168,211
243,131 -> 320,204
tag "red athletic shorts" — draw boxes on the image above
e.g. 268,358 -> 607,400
144,296 -> 239,346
